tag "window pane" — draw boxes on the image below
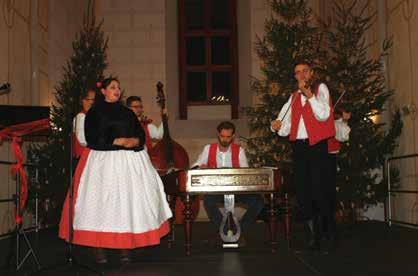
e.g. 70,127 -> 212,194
211,72 -> 231,102
186,37 -> 205,65
185,0 -> 204,30
210,0 -> 230,29
211,37 -> 230,65
187,72 -> 207,102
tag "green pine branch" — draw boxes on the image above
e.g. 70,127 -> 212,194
26,5 -> 109,226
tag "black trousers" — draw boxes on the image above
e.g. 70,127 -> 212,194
324,153 -> 337,234
326,153 -> 337,216
292,139 -> 329,221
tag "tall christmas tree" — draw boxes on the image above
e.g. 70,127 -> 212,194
28,2 -> 108,225
243,0 -> 326,173
325,1 -> 402,208
244,0 -> 402,210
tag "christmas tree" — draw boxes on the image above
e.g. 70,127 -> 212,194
28,2 -> 108,225
325,1 -> 402,209
243,0 -> 327,175
244,0 -> 402,210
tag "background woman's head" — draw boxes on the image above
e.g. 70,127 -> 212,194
81,89 -> 96,112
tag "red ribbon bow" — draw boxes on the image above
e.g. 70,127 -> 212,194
0,119 -> 49,225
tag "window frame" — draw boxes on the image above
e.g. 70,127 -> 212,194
178,0 -> 238,119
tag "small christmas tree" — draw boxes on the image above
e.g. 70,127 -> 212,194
28,2 -> 108,225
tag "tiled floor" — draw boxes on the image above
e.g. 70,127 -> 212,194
1,221 -> 417,276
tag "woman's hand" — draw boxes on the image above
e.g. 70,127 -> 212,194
124,138 -> 139,148
113,138 -> 140,148
113,138 -> 127,146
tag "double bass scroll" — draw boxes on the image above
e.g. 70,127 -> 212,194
149,82 -> 200,226
149,82 -> 189,173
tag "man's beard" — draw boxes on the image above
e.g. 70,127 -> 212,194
218,139 -> 231,148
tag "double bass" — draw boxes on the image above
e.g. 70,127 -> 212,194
149,82 -> 200,224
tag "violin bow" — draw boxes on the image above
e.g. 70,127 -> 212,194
333,90 -> 346,110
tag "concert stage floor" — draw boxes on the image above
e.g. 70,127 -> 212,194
1,221 -> 417,276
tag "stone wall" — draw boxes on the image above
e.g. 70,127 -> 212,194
385,0 -> 418,225
0,0 -> 85,235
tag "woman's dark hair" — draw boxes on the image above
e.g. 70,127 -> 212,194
95,76 -> 120,102
100,76 -> 119,89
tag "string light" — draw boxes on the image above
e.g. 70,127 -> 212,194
211,95 -> 230,102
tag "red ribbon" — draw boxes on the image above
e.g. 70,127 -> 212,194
0,118 -> 49,225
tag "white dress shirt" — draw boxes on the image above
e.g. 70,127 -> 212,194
334,118 -> 350,143
73,113 -> 86,146
147,123 -> 164,140
193,144 -> 249,168
273,83 -> 331,139
329,118 -> 351,154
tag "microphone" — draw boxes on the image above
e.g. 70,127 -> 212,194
0,83 -> 11,94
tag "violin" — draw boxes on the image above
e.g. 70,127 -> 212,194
301,74 -> 318,94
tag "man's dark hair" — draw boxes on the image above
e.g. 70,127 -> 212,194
126,96 -> 142,107
81,88 -> 96,100
294,60 -> 312,69
217,121 -> 235,134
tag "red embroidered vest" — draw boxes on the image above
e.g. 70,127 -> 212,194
289,84 -> 336,145
327,137 -> 341,153
140,121 -> 153,150
207,143 -> 240,168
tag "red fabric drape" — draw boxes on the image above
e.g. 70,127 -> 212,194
0,118 -> 49,224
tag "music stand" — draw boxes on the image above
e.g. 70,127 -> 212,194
0,160 -> 41,272
0,112 -> 50,273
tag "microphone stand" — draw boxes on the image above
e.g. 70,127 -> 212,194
35,108 -> 103,275
66,112 -> 103,273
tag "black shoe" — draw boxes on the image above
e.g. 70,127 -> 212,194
94,248 -> 108,264
306,219 -> 321,252
321,234 -> 337,254
120,249 -> 131,264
